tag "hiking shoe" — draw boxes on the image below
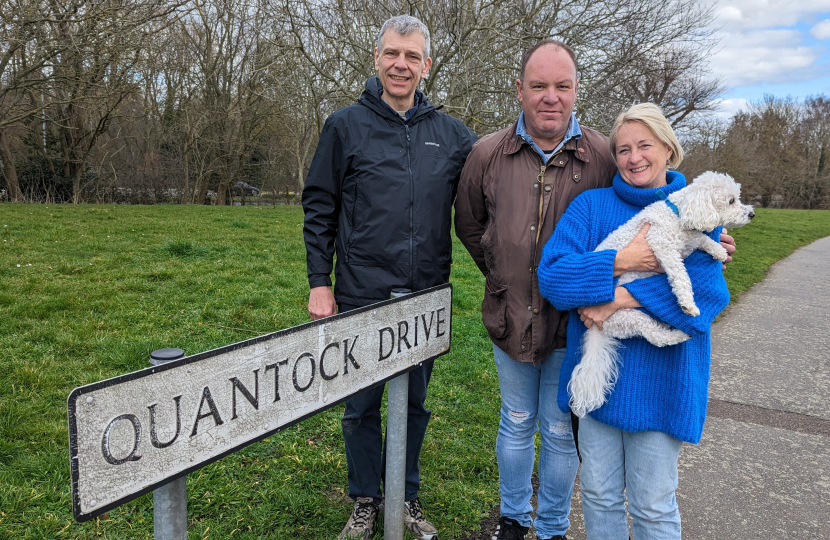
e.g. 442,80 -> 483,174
338,497 -> 379,540
404,497 -> 438,540
491,516 -> 529,540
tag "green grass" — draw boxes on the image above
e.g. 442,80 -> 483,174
0,204 -> 828,539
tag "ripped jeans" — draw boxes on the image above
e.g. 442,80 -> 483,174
493,344 -> 579,539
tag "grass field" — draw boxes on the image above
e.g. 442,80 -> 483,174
1,204 -> 829,539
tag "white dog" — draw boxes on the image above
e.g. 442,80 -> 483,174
569,171 -> 755,418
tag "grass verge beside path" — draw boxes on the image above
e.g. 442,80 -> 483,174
722,209 -> 830,299
0,205 -> 827,539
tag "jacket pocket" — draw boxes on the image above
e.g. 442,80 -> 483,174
482,274 -> 510,339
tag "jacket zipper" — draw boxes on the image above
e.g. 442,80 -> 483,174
406,122 -> 414,291
536,163 -> 546,245
535,149 -> 564,246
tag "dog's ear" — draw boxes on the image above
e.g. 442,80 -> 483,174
677,185 -> 722,231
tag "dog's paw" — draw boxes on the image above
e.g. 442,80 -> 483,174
682,305 -> 700,317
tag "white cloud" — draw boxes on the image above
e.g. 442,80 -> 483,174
712,98 -> 751,119
811,20 -> 830,40
709,30 -> 825,86
699,1 -> 830,101
704,0 -> 830,29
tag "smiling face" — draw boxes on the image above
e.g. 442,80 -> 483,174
374,29 -> 432,112
516,45 -> 578,150
614,121 -> 674,190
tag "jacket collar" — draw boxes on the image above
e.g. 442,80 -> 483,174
359,77 -> 437,124
613,170 -> 687,208
504,115 -> 589,162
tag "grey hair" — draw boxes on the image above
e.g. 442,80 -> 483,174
376,15 -> 431,60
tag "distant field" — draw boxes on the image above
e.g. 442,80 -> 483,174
0,204 -> 828,539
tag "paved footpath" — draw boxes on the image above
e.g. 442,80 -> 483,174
676,235 -> 830,539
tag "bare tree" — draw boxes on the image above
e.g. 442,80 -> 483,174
681,94 -> 830,209
2,0 -> 725,204
177,0 -> 280,204
0,0 -> 184,202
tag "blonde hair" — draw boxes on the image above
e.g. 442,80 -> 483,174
609,103 -> 683,169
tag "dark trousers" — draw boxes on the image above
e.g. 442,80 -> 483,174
339,302 -> 434,504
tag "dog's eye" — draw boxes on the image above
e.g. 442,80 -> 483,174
729,197 -> 735,205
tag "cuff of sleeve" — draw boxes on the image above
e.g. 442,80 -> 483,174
622,275 -> 686,329
309,275 -> 332,289
540,249 -> 618,309
565,250 -> 618,305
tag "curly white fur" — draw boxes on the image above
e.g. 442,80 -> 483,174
569,171 -> 755,418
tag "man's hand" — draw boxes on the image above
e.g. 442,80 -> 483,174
613,224 -> 664,276
720,228 -> 736,270
577,287 -> 641,330
308,286 -> 337,321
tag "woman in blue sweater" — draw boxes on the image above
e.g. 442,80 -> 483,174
537,103 -> 731,539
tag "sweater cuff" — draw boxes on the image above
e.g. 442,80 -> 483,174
622,273 -> 702,334
539,249 -> 617,309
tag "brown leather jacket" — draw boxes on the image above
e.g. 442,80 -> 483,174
455,119 -> 617,364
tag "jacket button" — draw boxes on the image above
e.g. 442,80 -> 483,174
527,305 -> 532,311
559,160 -> 564,165
529,267 -> 533,272
530,225 -> 536,231
544,185 -> 551,192
574,174 -> 580,179
534,348 -> 540,354
533,308 -> 539,314
521,345 -> 526,350
534,183 -> 539,188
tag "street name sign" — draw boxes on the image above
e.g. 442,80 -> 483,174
68,284 -> 452,522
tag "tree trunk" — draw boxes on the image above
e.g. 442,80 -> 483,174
0,131 -> 23,201
73,168 -> 84,204
216,167 -> 232,205
181,154 -> 190,204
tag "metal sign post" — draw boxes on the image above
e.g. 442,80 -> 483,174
149,349 -> 187,540
67,284 -> 452,529
384,289 -> 411,540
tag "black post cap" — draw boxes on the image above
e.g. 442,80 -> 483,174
150,348 -> 185,365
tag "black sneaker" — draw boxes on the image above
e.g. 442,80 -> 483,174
404,497 -> 438,539
538,535 -> 568,540
338,497 -> 379,540
491,516 -> 529,540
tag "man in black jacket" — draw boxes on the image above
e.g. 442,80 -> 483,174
302,15 -> 476,540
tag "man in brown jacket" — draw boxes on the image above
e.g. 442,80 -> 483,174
454,39 -> 620,540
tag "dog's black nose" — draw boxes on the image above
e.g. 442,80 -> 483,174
749,211 -> 755,219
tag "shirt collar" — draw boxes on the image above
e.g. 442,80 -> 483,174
516,112 -> 582,161
378,88 -> 422,121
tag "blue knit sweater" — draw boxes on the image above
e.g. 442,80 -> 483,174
537,171 -> 730,444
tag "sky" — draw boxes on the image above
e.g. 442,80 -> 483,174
705,0 -> 830,117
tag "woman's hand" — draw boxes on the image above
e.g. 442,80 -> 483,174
613,224 -> 665,276
577,287 -> 642,330
720,228 -> 736,270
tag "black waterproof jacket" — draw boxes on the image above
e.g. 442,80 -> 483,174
302,77 -> 477,305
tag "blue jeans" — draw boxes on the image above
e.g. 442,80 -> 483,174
579,414 -> 683,539
493,344 -> 579,538
340,303 -> 433,504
